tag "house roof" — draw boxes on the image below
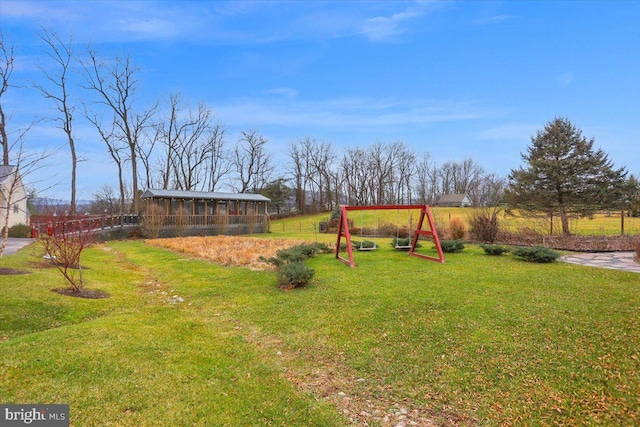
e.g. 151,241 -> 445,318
437,193 -> 471,204
0,165 -> 18,185
141,189 -> 271,203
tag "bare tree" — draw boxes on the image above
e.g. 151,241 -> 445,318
341,147 -> 371,205
83,110 -> 129,214
89,184 -> 121,215
205,123 -> 230,191
0,32 -> 15,166
81,49 -> 157,213
35,30 -> 79,214
392,142 -> 416,204
288,139 -> 311,213
233,130 -> 273,193
155,94 -> 224,191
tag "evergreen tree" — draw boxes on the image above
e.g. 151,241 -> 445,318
506,117 -> 626,235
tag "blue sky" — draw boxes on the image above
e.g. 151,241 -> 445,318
1,0 -> 639,201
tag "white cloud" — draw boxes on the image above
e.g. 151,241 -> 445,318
264,87 -> 299,100
557,72 -> 574,85
358,2 -> 439,42
215,96 -> 491,131
476,123 -> 538,141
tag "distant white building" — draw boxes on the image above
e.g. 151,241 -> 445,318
0,166 -> 29,231
437,193 -> 473,207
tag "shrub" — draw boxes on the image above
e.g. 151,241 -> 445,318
277,262 -> 315,290
512,246 -> 560,263
480,244 -> 510,256
261,242 -> 329,289
440,239 -> 465,253
8,223 -> 31,238
468,209 -> 500,243
339,242 -> 352,251
449,217 -> 466,240
141,204 -> 166,238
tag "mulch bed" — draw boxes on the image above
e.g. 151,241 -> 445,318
495,233 -> 639,252
0,267 -> 30,275
52,288 -> 110,299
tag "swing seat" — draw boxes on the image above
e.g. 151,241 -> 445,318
356,240 -> 378,251
358,244 -> 377,251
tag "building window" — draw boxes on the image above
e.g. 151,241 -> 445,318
13,204 -> 19,214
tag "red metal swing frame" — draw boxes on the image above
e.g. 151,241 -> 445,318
335,204 -> 445,268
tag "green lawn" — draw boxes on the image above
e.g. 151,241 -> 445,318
1,237 -> 638,426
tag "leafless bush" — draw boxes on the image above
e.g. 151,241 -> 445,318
39,214 -> 94,292
141,204 -> 165,238
468,209 -> 500,243
174,208 -> 191,237
449,217 -> 467,240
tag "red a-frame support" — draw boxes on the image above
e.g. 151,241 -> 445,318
335,204 -> 445,268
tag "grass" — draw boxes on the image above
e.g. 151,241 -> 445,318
1,234 -> 639,426
270,208 -> 640,240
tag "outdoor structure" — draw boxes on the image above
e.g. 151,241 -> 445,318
437,193 -> 472,207
335,204 -> 445,268
140,189 -> 271,236
0,165 -> 29,231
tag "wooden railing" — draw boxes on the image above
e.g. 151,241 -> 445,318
32,213 -> 269,236
153,214 -> 268,228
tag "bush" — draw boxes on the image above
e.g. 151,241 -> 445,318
512,246 -> 560,263
141,204 -> 166,238
277,261 -> 315,290
480,244 -> 510,256
440,239 -> 465,253
449,217 -> 466,240
468,209 -> 500,243
261,242 -> 329,289
8,223 -> 31,238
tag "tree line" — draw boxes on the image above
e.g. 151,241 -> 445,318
1,31 -> 506,217
2,32 -> 638,239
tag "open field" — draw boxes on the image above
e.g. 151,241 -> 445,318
270,207 -> 640,242
1,233 -> 639,426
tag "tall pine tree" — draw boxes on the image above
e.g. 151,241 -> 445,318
506,117 -> 626,235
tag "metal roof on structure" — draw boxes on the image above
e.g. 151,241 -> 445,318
141,189 -> 271,202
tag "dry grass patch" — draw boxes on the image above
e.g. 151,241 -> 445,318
145,236 -> 305,270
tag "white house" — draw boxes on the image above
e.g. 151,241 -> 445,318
0,165 -> 29,231
437,193 -> 473,207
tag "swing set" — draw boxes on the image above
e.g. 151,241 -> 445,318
335,204 -> 445,268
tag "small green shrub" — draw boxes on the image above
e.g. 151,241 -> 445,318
480,244 -> 510,256
8,223 -> 32,238
512,246 -> 560,263
339,242 -> 352,251
440,239 -> 465,253
277,261 -> 315,290
262,242 -> 328,289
